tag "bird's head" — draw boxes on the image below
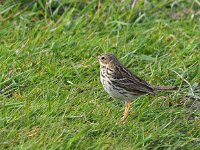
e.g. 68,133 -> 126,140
97,53 -> 119,68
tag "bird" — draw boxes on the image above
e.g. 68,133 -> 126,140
97,53 -> 177,122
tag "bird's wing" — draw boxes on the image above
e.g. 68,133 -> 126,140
111,65 -> 155,95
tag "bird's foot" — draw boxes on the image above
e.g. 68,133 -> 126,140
118,99 -> 131,124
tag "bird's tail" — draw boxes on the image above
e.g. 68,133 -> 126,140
153,86 -> 178,91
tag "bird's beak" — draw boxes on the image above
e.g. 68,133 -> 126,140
92,55 -> 98,60
96,55 -> 100,60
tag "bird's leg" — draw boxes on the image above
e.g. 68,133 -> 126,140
120,99 -> 131,122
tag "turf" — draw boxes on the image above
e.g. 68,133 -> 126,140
0,0 -> 200,149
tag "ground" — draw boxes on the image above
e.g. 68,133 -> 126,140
0,0 -> 200,149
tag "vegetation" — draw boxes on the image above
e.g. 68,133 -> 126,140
0,0 -> 199,149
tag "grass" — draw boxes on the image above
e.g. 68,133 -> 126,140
0,0 -> 200,149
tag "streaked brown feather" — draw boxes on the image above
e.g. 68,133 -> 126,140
110,61 -> 155,95
98,53 -> 177,100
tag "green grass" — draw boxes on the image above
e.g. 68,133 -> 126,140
0,0 -> 200,149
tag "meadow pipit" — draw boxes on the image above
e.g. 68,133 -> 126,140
97,53 -> 177,122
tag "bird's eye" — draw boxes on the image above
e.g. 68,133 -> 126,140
101,56 -> 105,60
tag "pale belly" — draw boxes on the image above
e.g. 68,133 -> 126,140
100,75 -> 136,101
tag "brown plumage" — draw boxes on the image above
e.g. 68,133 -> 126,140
97,53 -> 177,122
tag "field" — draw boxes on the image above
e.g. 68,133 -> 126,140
0,0 -> 200,149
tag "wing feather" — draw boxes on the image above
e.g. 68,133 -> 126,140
111,65 -> 155,95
